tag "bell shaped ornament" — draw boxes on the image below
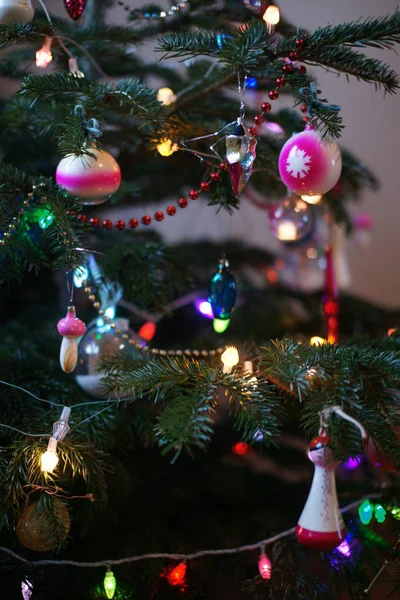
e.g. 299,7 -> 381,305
296,430 -> 346,551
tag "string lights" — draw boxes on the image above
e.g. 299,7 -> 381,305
221,346 -> 239,373
41,407 -> 71,473
0,495 -> 380,591
36,36 -> 53,68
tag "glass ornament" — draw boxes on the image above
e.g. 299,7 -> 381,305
208,257 -> 237,321
0,0 -> 34,25
279,126 -> 342,196
226,121 -> 257,196
76,318 -> 142,398
268,197 -> 313,242
56,148 -> 121,205
63,0 -> 87,20
16,500 -> 70,552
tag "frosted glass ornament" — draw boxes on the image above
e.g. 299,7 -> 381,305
268,197 -> 313,242
0,0 -> 34,24
279,126 -> 342,196
16,500 -> 70,552
76,318 -> 142,398
56,148 -> 121,205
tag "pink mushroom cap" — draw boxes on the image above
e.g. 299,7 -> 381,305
57,306 -> 86,337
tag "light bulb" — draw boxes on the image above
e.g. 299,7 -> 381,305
258,552 -> 272,580
68,57 -> 84,78
167,562 -> 187,586
104,569 -> 117,599
157,139 -> 178,157
310,336 -> 327,346
213,318 -> 230,333
301,194 -> 322,205
358,499 -> 374,525
21,580 -> 33,600
157,87 -> 176,105
36,37 -> 53,68
139,321 -> 156,341
276,221 -> 298,241
374,504 -> 387,524
195,299 -> 213,319
388,328 -> 397,336
221,346 -> 239,373
41,437 -> 59,473
337,538 -> 351,557
263,5 -> 280,33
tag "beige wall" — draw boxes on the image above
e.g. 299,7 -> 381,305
26,0 -> 400,307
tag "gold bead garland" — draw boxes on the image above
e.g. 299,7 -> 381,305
0,185 -> 43,247
81,281 -> 226,358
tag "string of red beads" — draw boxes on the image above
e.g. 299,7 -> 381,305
76,167 -> 224,231
252,37 -> 308,130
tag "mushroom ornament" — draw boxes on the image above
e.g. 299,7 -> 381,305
57,306 -> 86,373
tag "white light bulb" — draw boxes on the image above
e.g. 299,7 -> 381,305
263,5 -> 280,25
310,336 -> 327,347
277,221 -> 298,241
263,5 -> 280,33
301,194 -> 322,205
41,437 -> 59,473
36,37 -> 53,68
157,87 -> 176,106
221,346 -> 239,373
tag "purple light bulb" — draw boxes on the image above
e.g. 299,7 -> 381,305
195,299 -> 214,319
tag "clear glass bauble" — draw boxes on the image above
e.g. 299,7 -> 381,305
268,197 -> 313,242
76,317 -> 143,398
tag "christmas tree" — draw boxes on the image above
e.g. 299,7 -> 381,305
0,0 -> 400,598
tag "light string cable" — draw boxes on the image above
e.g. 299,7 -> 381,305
0,493 -> 381,568
35,0 -> 108,79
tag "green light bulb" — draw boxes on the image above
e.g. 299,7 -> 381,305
38,210 -> 54,230
358,499 -> 374,525
374,504 -> 387,524
213,318 -> 230,333
104,570 -> 116,599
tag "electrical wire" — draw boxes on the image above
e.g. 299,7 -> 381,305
0,494 -> 380,568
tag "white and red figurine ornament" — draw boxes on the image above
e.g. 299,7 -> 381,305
279,125 -> 342,197
0,0 -> 34,24
57,306 -> 86,373
56,147 -> 121,205
296,406 -> 366,551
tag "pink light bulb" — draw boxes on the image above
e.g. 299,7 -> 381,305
258,552 -> 272,580
337,538 -> 351,557
195,299 -> 214,319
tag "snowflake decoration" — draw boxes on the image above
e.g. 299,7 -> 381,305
286,145 -> 312,179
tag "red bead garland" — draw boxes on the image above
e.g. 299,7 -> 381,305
248,127 -> 257,137
282,64 -> 293,74
275,76 -> 285,88
83,166 -> 223,232
254,115 -> 264,125
261,102 -> 271,113
288,51 -> 298,62
178,197 -> 187,208
268,89 -> 279,100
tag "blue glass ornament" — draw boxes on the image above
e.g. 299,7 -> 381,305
208,258 -> 236,320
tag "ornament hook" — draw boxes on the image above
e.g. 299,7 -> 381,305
319,405 -> 367,440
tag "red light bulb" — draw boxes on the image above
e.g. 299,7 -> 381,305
232,442 -> 250,456
167,562 -> 187,587
139,321 -> 156,341
258,552 -> 272,580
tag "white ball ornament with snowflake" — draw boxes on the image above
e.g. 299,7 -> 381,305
278,125 -> 342,196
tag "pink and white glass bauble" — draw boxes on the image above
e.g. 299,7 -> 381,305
56,148 -> 121,205
279,126 -> 342,197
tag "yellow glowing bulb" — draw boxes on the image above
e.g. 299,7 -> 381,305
157,140 -> 179,157
263,5 -> 280,25
277,221 -> 298,241
41,451 -> 59,473
310,336 -> 328,347
301,194 -> 322,205
157,87 -> 176,106
221,346 -> 239,373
